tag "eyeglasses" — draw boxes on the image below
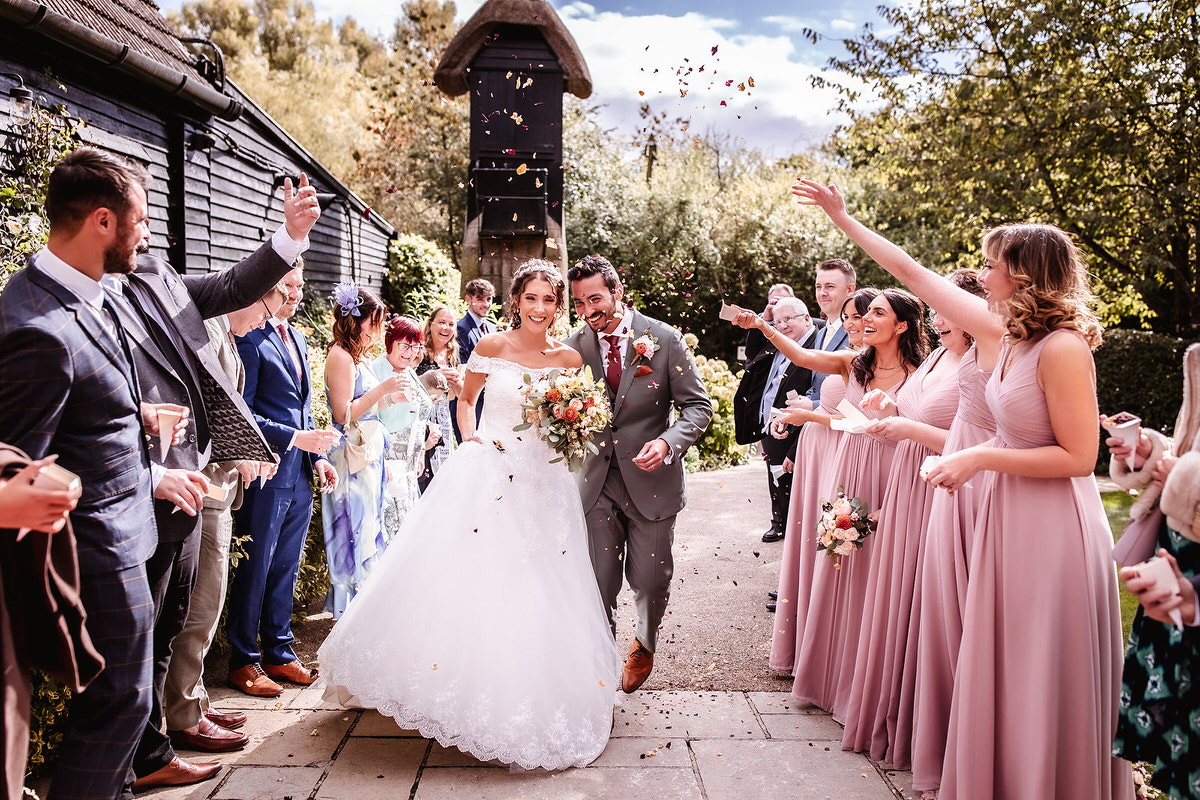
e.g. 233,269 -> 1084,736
770,314 -> 807,327
393,343 -> 425,354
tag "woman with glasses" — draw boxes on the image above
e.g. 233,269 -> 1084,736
416,305 -> 462,491
373,316 -> 435,540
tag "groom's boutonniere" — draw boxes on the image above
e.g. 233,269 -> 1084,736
631,330 -> 659,377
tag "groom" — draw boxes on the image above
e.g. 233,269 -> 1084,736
566,255 -> 712,692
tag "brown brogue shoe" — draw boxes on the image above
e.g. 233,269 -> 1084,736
228,663 -> 283,697
131,757 -> 221,791
263,659 -> 319,685
168,717 -> 249,753
621,639 -> 654,693
204,709 -> 247,730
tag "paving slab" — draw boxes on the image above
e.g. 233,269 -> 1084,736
590,737 -> 692,768
211,766 -> 324,800
314,737 -> 427,799
350,709 -> 424,738
611,691 -> 763,739
414,765 -> 704,800
207,684 -> 305,711
746,690 -> 824,714
690,739 -> 896,800
216,709 -> 353,767
758,710 -> 846,741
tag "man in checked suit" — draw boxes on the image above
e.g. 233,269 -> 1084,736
0,147 -> 316,799
566,255 -> 712,694
227,260 -> 339,699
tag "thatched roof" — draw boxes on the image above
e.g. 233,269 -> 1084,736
434,0 -> 591,99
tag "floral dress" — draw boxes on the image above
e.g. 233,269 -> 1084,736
1114,521 -> 1200,798
416,357 -> 456,490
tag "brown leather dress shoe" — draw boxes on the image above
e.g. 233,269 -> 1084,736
168,717 -> 249,753
621,639 -> 654,693
263,659 -> 319,685
131,756 -> 221,790
204,708 -> 247,730
228,663 -> 283,697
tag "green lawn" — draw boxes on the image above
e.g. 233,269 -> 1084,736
1103,490 -> 1140,643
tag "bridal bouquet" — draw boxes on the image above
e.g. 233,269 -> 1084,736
815,487 -> 877,568
514,367 -> 611,472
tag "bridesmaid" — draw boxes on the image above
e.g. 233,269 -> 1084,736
417,305 -> 462,490
373,315 -> 433,540
840,271 -> 982,767
322,285 -> 405,617
734,288 -> 929,716
768,288 -> 876,673
791,180 -> 1006,797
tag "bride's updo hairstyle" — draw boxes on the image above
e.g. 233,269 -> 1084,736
507,259 -> 566,329
850,287 -> 929,387
982,223 -> 1103,349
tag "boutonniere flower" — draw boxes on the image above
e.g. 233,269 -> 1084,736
631,330 -> 659,364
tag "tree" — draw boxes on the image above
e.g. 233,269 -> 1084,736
812,0 -> 1199,333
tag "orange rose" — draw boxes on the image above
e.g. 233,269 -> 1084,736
546,388 -> 563,403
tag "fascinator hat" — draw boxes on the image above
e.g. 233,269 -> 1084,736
332,282 -> 363,317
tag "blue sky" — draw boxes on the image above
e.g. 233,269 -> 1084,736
157,0 -> 895,154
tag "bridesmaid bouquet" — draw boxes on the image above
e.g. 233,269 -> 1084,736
514,367 -> 611,472
815,487 -> 878,568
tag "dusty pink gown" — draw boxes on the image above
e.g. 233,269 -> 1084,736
770,374 -> 846,672
841,348 -> 959,766
792,373 -> 902,717
909,345 -> 995,791
940,332 -> 1133,800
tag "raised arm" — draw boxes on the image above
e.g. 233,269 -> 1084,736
731,308 -> 853,378
792,179 -> 1005,366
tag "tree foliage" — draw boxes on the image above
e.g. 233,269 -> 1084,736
814,0 -> 1199,334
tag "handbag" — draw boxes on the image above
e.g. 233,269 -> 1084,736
1111,506 -> 1165,566
342,401 -> 386,476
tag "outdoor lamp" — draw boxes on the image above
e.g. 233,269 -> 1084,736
1,73 -> 33,125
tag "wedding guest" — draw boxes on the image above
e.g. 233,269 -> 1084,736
841,272 -> 982,768
229,262 -> 340,698
735,287 -> 928,718
794,180 -> 1133,800
373,315 -> 433,538
1,446 -> 85,800
789,183 -> 1006,797
453,278 -> 495,440
768,289 -> 876,670
323,285 -> 405,617
743,283 -> 799,363
805,260 -> 857,405
162,286 -> 286,754
733,296 -> 818,543
418,305 -> 462,490
1111,342 -> 1200,799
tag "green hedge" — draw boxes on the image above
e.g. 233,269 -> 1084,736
1095,328 -> 1198,472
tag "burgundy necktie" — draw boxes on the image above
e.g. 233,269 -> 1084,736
604,334 -> 622,392
277,324 -> 302,380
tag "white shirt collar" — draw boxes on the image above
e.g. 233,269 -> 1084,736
34,248 -> 106,312
467,309 -> 487,327
600,307 -> 634,340
825,317 -> 843,334
269,316 -> 289,329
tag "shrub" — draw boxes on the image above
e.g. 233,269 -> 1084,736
683,333 -> 751,471
1095,329 -> 1199,472
382,233 -> 461,318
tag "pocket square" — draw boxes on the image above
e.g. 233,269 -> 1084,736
635,365 -> 653,377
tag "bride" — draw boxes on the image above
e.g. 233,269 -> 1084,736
318,260 -> 619,770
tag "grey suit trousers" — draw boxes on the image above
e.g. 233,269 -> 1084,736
585,459 -> 677,653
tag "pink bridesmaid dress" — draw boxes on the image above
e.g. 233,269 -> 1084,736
909,345 -> 995,792
770,373 -> 846,672
940,331 -> 1133,800
792,374 -> 902,717
841,348 -> 959,766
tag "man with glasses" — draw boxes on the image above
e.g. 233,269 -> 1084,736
733,296 -> 817,544
162,284 -> 288,752
226,260 -> 340,698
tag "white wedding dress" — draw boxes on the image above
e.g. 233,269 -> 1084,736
318,353 -> 620,770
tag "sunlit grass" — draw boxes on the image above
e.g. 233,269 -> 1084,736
1103,490 -> 1140,643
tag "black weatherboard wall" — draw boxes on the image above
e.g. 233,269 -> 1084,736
0,0 -> 393,300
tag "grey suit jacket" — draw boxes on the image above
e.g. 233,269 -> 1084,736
566,308 -> 712,520
119,240 -> 287,541
0,261 -> 156,575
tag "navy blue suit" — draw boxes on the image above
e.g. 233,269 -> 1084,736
228,321 -> 318,671
451,312 -> 491,440
804,323 -> 851,405
0,260 -> 156,800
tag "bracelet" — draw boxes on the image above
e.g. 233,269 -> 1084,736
764,327 -> 777,341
